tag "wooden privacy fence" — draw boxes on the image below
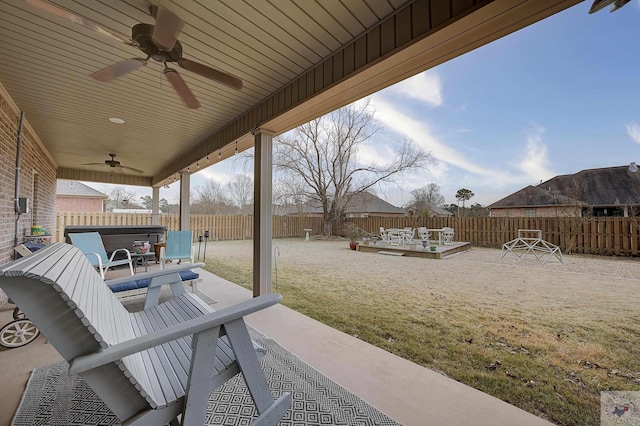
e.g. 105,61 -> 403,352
342,216 -> 640,256
55,213 -> 640,256
55,212 -> 322,243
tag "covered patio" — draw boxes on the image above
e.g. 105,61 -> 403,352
0,0 -> 585,424
0,0 -> 581,296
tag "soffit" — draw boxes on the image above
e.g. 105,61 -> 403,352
0,0 -> 581,187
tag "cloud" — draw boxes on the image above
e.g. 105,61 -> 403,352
387,71 -> 443,107
357,142 -> 395,167
370,94 -> 503,179
368,92 -> 563,206
626,123 -> 640,144
515,126 -> 554,183
197,168 -> 234,185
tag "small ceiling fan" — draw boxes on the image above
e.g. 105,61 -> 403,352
81,154 -> 144,174
25,0 -> 243,109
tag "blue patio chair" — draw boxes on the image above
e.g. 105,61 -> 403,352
68,232 -> 134,279
160,230 -> 195,269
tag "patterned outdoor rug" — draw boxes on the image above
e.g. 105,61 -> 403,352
12,328 -> 401,425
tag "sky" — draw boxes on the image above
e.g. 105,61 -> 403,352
85,1 -> 640,208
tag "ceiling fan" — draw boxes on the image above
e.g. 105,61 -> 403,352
81,154 -> 144,174
588,0 -> 631,13
25,0 -> 243,109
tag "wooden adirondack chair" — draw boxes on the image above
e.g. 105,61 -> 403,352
68,231 -> 134,279
0,244 -> 291,426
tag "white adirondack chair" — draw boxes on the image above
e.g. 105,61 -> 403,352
0,244 -> 290,426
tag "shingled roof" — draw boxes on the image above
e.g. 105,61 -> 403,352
488,185 -> 584,208
489,164 -> 640,208
425,203 -> 453,217
299,192 -> 405,215
539,165 -> 640,206
56,180 -> 107,198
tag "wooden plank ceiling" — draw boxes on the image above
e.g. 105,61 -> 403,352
0,0 -> 581,187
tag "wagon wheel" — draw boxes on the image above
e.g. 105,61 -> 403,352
0,319 -> 40,348
12,307 -> 26,320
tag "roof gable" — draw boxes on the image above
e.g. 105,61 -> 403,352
538,165 -> 640,206
488,185 -> 583,208
490,164 -> 640,209
345,192 -> 405,214
57,180 -> 107,198
300,192 -> 405,214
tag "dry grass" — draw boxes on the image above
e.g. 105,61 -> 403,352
203,238 -> 640,426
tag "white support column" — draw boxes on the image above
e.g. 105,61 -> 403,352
151,187 -> 160,225
179,172 -> 190,231
253,130 -> 274,297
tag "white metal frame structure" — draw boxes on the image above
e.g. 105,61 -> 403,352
500,229 -> 564,265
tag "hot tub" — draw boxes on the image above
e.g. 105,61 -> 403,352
64,225 -> 167,258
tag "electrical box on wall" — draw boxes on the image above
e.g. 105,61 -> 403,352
17,198 -> 30,214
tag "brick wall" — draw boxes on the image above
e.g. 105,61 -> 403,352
56,196 -> 104,212
0,83 -> 57,305
490,206 -> 581,217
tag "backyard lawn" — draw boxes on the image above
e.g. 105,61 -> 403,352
203,238 -> 640,426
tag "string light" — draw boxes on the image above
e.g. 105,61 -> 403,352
218,149 -> 222,159
235,141 -> 238,155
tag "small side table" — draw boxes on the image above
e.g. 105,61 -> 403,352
131,252 -> 156,274
303,229 -> 312,241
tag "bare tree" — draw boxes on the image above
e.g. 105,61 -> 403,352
550,176 -> 591,253
274,99 -> 435,235
227,174 -> 254,215
406,184 -> 445,217
272,177 -> 309,216
106,186 -> 140,210
191,179 -> 233,214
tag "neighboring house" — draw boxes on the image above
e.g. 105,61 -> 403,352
288,192 -> 406,218
406,202 -> 453,217
56,180 -> 108,212
489,164 -> 640,217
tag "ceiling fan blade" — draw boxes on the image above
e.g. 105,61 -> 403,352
24,0 -> 137,46
91,58 -> 146,82
121,165 -> 144,174
80,162 -> 104,166
164,68 -> 200,109
178,58 -> 243,90
150,5 -> 184,51
588,0 -> 614,13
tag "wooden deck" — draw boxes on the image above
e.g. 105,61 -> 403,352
357,241 -> 471,259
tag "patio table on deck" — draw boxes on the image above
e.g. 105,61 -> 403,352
387,228 -> 415,245
426,228 -> 445,245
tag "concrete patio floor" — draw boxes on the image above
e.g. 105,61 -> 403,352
0,264 -> 555,426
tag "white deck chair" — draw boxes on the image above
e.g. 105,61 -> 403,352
441,227 -> 455,245
402,227 -> 416,244
379,227 -> 391,244
417,227 -> 430,243
387,228 -> 402,245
